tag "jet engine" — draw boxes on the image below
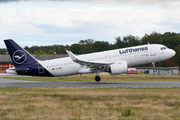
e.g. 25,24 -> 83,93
108,61 -> 128,75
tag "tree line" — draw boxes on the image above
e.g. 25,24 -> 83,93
0,32 -> 180,67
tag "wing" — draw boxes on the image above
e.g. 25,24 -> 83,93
66,50 -> 113,73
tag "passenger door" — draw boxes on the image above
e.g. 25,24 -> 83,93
149,45 -> 156,56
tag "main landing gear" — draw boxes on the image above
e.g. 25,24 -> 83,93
95,70 -> 101,82
95,76 -> 101,82
152,62 -> 157,72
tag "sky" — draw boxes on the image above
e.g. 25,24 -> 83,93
0,0 -> 180,48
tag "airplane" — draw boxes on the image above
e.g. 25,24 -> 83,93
4,39 -> 175,82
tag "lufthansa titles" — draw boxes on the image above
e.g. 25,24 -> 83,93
119,47 -> 148,54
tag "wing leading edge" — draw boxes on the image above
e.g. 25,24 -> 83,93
66,50 -> 112,72
66,50 -> 128,74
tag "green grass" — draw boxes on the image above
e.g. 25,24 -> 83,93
121,108 -> 135,117
2,73 -> 180,82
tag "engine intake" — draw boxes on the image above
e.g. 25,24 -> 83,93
109,61 -> 128,75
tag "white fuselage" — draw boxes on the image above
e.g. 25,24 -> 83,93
38,44 -> 175,77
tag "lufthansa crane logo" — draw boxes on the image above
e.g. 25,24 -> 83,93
12,50 -> 27,64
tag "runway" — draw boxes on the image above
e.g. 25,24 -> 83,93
0,78 -> 180,88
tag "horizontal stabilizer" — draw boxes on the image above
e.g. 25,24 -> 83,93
9,68 -> 29,71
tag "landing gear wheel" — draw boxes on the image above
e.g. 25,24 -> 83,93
153,68 -> 157,72
152,62 -> 157,72
95,76 -> 101,82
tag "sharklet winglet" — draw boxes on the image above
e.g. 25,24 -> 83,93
66,50 -> 78,61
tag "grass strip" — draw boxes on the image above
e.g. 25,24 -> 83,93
0,87 -> 180,119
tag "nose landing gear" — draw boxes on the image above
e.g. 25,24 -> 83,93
152,62 -> 157,72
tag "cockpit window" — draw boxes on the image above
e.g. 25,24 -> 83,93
161,47 -> 167,50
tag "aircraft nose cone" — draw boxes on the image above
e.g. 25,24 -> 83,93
170,49 -> 176,57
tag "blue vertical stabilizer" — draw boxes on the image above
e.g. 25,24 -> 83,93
4,39 -> 53,76
4,39 -> 37,67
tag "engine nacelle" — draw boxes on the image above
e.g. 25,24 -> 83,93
109,61 -> 128,75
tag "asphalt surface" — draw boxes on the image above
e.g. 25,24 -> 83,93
0,78 -> 180,88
